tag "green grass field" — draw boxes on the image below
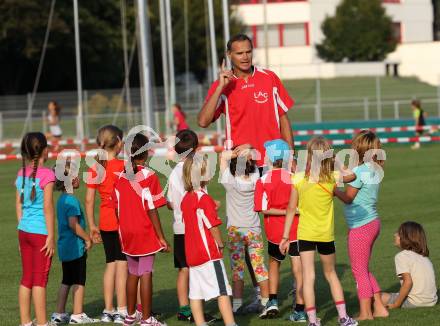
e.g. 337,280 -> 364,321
1,144 -> 439,326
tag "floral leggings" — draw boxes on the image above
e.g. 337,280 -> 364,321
227,226 -> 269,283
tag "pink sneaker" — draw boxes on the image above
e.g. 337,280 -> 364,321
140,316 -> 167,326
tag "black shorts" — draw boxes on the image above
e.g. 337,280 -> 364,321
268,241 -> 299,261
174,234 -> 188,268
298,240 -> 335,255
101,230 -> 127,263
62,253 -> 87,286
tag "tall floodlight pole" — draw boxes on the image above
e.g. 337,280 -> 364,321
137,0 -> 154,128
165,0 -> 176,111
73,0 -> 84,145
222,0 -> 231,68
262,0 -> 269,68
222,0 -> 230,47
184,0 -> 190,105
120,0 -> 133,127
207,0 -> 222,145
159,0 -> 171,135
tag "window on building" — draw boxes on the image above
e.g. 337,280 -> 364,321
256,25 -> 280,47
392,22 -> 402,43
283,23 -> 306,46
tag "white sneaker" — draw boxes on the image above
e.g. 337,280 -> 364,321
51,312 -> 70,324
69,313 -> 100,324
140,316 -> 167,326
112,313 -> 126,324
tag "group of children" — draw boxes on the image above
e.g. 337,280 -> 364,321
15,125 -> 437,326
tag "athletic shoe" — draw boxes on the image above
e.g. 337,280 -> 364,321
177,312 -> 217,323
233,305 -> 247,315
339,317 -> 358,326
113,313 -> 125,324
244,296 -> 264,314
69,313 -> 100,324
288,310 -> 307,322
259,299 -> 279,319
51,312 -> 70,324
308,322 -> 321,326
101,312 -> 114,323
140,316 -> 167,326
123,314 -> 136,326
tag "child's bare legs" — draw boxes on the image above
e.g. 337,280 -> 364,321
140,273 -> 153,319
358,298 -> 373,320
268,257 -> 281,296
258,279 -> 269,301
32,286 -> 47,325
218,295 -> 235,325
103,262 -> 116,311
190,299 -> 205,326
320,253 -> 348,320
290,256 -> 304,306
72,285 -> 85,315
373,292 -> 389,317
19,285 -> 32,325
126,273 -> 139,316
380,293 -> 391,306
115,260 -> 128,312
300,251 -> 317,322
177,267 -> 190,306
55,284 -> 70,313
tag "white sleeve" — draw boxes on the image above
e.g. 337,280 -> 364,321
220,167 -> 235,190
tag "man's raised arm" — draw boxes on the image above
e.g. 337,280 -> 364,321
198,60 -> 232,128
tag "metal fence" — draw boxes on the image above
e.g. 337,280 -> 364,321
1,77 -> 440,141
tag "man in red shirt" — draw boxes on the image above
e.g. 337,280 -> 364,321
198,34 -> 295,167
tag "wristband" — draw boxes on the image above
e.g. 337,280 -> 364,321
282,236 -> 289,240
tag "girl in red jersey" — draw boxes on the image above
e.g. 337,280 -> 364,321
181,153 -> 238,326
113,132 -> 169,326
172,103 -> 189,132
85,125 -> 128,322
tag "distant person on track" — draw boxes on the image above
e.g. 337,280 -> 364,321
46,101 -> 62,151
172,103 -> 189,132
411,99 -> 427,150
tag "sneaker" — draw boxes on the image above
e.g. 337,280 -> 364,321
288,310 -> 307,322
259,299 -> 279,319
113,313 -> 125,324
339,316 -> 358,326
51,313 -> 70,324
177,312 -> 217,323
233,305 -> 247,315
244,300 -> 264,314
101,312 -> 114,323
69,313 -> 100,324
140,316 -> 167,326
123,315 -> 136,326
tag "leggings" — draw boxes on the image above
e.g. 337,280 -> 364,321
19,230 -> 52,288
348,219 -> 381,299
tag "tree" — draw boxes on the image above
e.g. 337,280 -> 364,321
0,0 -> 243,95
316,0 -> 397,62
434,0 -> 440,40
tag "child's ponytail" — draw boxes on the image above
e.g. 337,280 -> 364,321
95,125 -> 123,169
20,132 -> 48,203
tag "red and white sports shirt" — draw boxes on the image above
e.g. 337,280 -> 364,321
205,66 -> 294,166
254,168 -> 299,244
181,190 -> 223,267
113,166 -> 167,256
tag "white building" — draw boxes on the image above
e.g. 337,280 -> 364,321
233,0 -> 437,82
